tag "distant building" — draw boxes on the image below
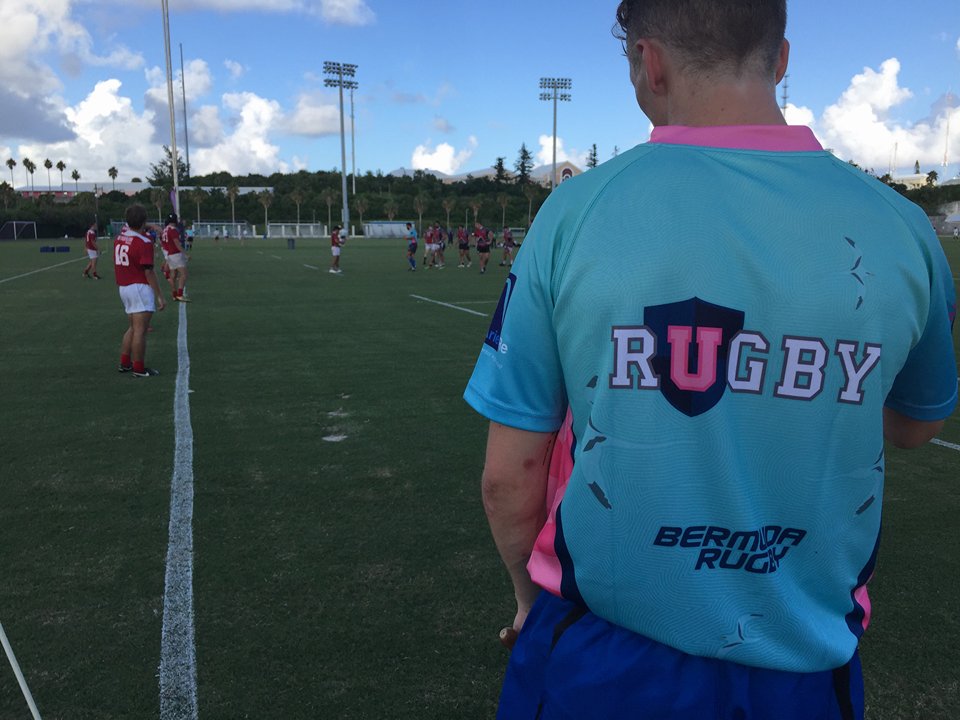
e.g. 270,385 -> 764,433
391,162 -> 584,187
891,173 -> 933,190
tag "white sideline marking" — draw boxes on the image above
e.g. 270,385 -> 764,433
452,300 -> 499,305
303,264 -> 319,270
159,301 -> 198,720
270,254 -> 283,260
323,434 -> 348,443
0,256 -> 84,285
932,438 -> 960,452
410,294 -> 489,317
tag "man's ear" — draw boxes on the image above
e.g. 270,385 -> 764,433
775,39 -> 790,84
637,39 -> 668,95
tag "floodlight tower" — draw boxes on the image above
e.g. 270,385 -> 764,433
539,77 -> 572,191
324,61 -> 358,231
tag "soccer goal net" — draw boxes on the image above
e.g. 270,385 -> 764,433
0,221 -> 38,240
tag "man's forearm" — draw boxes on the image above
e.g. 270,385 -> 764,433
482,422 -> 557,611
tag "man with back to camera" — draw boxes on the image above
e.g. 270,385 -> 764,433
464,1 -> 958,718
115,204 -> 166,377
161,213 -> 190,301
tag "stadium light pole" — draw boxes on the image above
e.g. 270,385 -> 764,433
324,61 -> 358,232
350,86 -> 358,196
539,77 -> 572,191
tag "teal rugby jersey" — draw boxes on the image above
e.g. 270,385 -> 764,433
464,125 -> 958,673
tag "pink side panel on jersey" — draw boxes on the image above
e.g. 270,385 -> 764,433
854,582 -> 873,631
649,125 -> 824,152
527,408 -> 575,597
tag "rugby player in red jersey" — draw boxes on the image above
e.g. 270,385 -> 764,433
457,225 -> 471,268
115,204 -> 166,377
330,225 -> 345,273
473,222 -> 492,274
161,213 -> 190,301
81,220 -> 101,279
499,226 -> 516,267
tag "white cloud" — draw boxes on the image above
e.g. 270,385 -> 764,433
224,59 -> 246,79
537,135 -> 589,169
0,1 -> 141,99
814,58 -> 959,173
412,136 -> 478,175
15,79 -> 157,187
151,0 -> 375,24
189,105 -> 224,146
783,103 -> 815,128
956,36 -> 960,57
145,59 -> 213,108
191,92 -> 288,175
314,0 -> 375,25
284,94 -> 342,137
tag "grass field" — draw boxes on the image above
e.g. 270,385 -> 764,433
0,234 -> 957,719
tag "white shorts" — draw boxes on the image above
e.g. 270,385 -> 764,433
331,246 -> 341,257
427,243 -> 439,252
87,249 -> 99,260
119,284 -> 156,315
166,252 -> 187,270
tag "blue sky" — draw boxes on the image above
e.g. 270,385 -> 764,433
2,0 -> 959,186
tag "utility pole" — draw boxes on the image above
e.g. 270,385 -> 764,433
180,43 -> 191,179
324,61 -> 358,231
350,86 -> 358,196
160,0 -> 180,217
539,77 -> 572,191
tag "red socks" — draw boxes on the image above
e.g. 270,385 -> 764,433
133,361 -> 145,373
121,354 -> 131,367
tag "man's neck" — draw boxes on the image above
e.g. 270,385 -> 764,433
664,76 -> 786,127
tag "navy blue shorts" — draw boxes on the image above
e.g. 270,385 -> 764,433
498,592 -> 864,720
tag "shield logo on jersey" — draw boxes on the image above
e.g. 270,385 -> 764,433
485,273 -> 518,352
644,297 -> 745,417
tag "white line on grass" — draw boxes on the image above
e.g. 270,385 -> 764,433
303,264 -> 319,270
410,294 -> 489,317
0,256 -> 85,285
159,301 -> 198,720
270,255 -> 283,260
932,438 -> 960,452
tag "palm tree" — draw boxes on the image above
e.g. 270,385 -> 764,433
191,187 -> 208,225
353,194 -> 369,228
523,183 -> 538,228
290,189 -> 304,232
320,188 -> 337,231
497,193 -> 509,230
23,158 -> 36,193
413,193 -> 428,233
150,187 -> 164,223
383,195 -> 398,221
469,196 -> 482,224
258,190 -> 273,233
108,166 -> 118,191
56,161 -> 66,190
71,168 -> 81,193
43,159 -> 53,191
441,197 -> 455,228
5,158 -> 15,187
227,184 -> 240,224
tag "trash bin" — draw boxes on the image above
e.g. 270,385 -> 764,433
287,237 -> 295,250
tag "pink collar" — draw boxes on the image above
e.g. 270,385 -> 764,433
649,125 -> 822,152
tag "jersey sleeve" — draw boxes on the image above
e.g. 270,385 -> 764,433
464,211 -> 567,432
138,238 -> 155,268
885,220 -> 958,421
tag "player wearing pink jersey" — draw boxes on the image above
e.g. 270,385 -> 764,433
499,226 -> 515,267
115,205 -> 166,377
81,221 -> 101,279
161,214 -> 190,302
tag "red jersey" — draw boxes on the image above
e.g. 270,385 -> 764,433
161,225 -> 182,256
114,229 -> 156,287
457,228 -> 468,243
331,230 -> 342,247
85,228 -> 97,250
